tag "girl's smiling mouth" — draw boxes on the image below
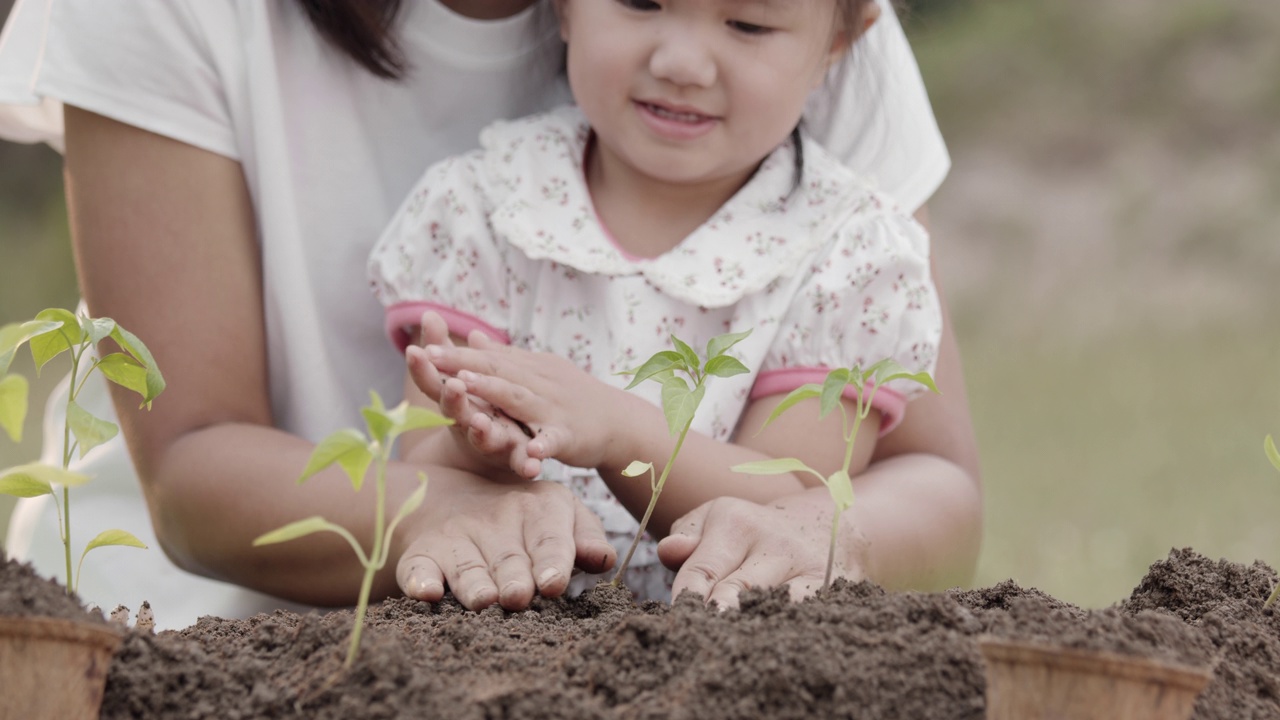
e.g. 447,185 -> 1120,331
634,100 -> 719,140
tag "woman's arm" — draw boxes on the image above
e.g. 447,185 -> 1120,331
62,107 -> 612,609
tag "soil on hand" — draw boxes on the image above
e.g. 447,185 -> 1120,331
5,548 -> 1280,719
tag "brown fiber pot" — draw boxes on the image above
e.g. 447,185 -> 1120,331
0,616 -> 121,720
979,637 -> 1213,720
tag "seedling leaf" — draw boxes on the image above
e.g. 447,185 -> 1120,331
255,516 -> 338,545
30,308 -> 81,372
81,316 -> 117,344
706,329 -> 752,360
1267,435 -> 1280,473
300,429 -> 373,490
826,469 -> 854,513
759,383 -> 824,431
108,325 -> 166,406
0,373 -> 29,442
67,400 -> 119,459
83,528 -> 148,554
869,358 -> 940,395
361,391 -> 394,444
0,319 -> 64,376
704,354 -> 749,379
97,353 -> 149,398
732,457 -> 828,485
671,335 -> 699,371
623,351 -> 683,390
0,462 -> 91,494
382,475 -> 429,567
622,460 -> 653,477
820,368 -> 853,418
661,376 -> 703,436
386,402 -> 453,436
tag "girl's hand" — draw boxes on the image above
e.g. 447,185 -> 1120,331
395,473 -> 616,610
404,312 -> 543,481
419,339 -> 647,472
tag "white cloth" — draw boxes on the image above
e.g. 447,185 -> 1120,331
368,107 -> 942,597
0,0 -> 949,627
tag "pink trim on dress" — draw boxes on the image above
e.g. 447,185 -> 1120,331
384,301 -> 511,353
750,367 -> 909,436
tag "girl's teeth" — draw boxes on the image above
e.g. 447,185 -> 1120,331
650,104 -> 704,122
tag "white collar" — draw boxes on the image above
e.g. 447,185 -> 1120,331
483,106 -> 869,308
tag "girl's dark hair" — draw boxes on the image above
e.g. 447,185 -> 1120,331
296,0 -> 407,80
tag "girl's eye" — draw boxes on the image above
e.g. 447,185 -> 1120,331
727,20 -> 772,35
617,0 -> 661,11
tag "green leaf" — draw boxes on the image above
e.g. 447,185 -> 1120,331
704,355 -> 749,380
0,319 -> 64,376
96,353 -> 149,398
731,457 -> 827,485
758,383 -> 824,432
30,309 -> 82,373
825,469 -> 855,513
820,368 -> 853,418
868,358 -> 939,395
706,329 -> 752,360
252,516 -> 339,546
0,463 -> 91,496
671,335 -> 700,371
361,391 -> 394,445
0,373 -> 29,442
623,351 -> 683,390
661,376 -> 704,436
385,402 -> 453,438
300,429 -> 373,491
108,325 -> 166,407
1267,435 -> 1280,473
80,316 -> 117,345
67,400 -> 119,459
622,460 -> 653,478
83,528 -> 148,554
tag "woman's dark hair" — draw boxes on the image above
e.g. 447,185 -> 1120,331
296,0 -> 407,80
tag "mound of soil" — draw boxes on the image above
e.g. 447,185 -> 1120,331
5,548 -> 1280,719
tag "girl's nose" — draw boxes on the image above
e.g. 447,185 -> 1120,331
648,32 -> 716,88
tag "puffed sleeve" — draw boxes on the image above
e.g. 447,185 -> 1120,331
753,207 -> 942,435
367,150 -> 514,352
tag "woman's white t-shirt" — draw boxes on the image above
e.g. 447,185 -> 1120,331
0,0 -> 949,629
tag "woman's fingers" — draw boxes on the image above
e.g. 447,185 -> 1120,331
396,551 -> 446,602
572,499 -> 616,575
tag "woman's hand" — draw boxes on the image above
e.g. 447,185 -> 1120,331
396,469 -> 616,611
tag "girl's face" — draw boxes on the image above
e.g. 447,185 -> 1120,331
559,0 -> 851,191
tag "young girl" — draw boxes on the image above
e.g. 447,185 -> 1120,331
367,0 -> 943,602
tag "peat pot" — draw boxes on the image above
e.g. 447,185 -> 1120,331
0,615 -> 121,720
979,637 -> 1213,720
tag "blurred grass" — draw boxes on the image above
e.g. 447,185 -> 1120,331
2,0 -> 1278,611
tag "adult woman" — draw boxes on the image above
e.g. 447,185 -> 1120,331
0,0 -> 981,628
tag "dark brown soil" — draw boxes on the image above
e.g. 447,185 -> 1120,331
5,548 -> 1280,719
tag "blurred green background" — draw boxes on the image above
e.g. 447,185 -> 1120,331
2,0 -> 1278,609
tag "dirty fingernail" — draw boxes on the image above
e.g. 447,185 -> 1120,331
538,568 -> 562,588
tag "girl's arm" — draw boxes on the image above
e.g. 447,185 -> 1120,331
63,107 -> 612,609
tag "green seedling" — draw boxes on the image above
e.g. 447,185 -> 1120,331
612,329 -> 752,586
254,392 -> 451,668
732,359 -> 938,591
0,308 -> 163,594
1263,435 -> 1280,608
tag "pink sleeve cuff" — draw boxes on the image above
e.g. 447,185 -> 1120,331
751,367 -> 908,437
384,301 -> 511,353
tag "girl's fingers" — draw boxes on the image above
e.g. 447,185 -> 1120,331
419,311 -> 453,348
457,369 -> 538,420
406,346 -> 445,401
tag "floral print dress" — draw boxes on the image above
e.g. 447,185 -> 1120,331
368,106 -> 942,600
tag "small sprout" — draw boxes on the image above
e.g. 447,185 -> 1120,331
732,359 -> 938,591
612,329 -> 751,585
0,309 -> 161,595
1263,435 -> 1280,608
254,392 -> 451,668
